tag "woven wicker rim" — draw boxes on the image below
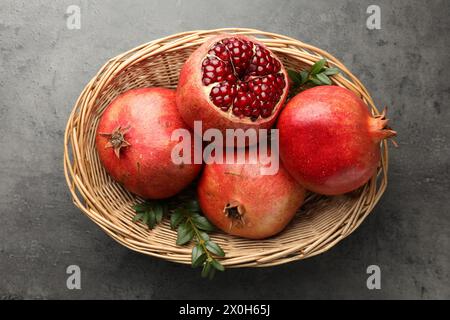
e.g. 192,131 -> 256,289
63,28 -> 389,268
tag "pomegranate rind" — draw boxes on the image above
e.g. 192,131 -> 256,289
96,88 -> 202,199
278,86 -> 386,195
197,150 -> 306,239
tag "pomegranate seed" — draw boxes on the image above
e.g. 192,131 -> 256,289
223,95 -> 232,104
209,81 -> 236,111
261,108 -> 272,118
226,74 -> 236,82
232,106 -> 242,116
202,37 -> 286,121
243,105 -> 252,117
239,82 -> 248,92
260,92 -> 267,100
215,66 -> 224,75
214,96 -> 223,105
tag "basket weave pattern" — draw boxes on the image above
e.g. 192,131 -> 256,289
63,28 -> 389,267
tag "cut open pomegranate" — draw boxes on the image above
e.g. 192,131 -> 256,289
177,34 -> 288,134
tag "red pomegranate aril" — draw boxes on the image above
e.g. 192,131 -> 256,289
216,66 -> 224,75
260,92 -> 267,100
211,87 -> 220,95
223,95 -> 231,104
276,74 -> 285,86
210,44 -> 229,61
214,96 -> 223,105
219,86 -> 227,94
243,106 -> 252,116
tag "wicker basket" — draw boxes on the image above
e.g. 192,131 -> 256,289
63,28 -> 390,268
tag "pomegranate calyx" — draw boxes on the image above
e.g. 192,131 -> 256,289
370,107 -> 397,143
224,200 -> 245,228
99,125 -> 131,158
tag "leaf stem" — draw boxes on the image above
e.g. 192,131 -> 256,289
186,216 -> 214,263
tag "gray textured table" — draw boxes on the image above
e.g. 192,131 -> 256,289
0,0 -> 449,299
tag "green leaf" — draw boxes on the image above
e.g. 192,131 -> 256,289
185,200 -> 200,212
300,70 -> 309,85
205,241 -> 225,257
310,59 -> 327,75
133,203 -> 148,213
201,261 -> 212,278
192,245 -> 207,268
287,69 -> 302,87
132,213 -> 143,222
170,209 -> 185,229
208,267 -> 216,280
176,222 -> 194,245
323,67 -> 340,76
198,231 -> 210,242
210,259 -> 225,272
154,205 -> 163,223
142,212 -> 149,225
147,210 -> 156,229
192,215 -> 216,232
310,75 -> 322,86
193,253 -> 207,268
316,73 -> 332,85
132,200 -> 169,230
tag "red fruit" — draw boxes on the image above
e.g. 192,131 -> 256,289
197,149 -> 306,239
95,88 -> 201,199
176,34 -> 288,133
278,86 -> 397,195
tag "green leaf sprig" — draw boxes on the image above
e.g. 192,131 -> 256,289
132,197 -> 225,279
132,200 -> 169,229
170,200 -> 225,279
288,58 -> 340,95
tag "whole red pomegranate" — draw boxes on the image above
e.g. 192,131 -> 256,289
277,86 -> 396,195
96,88 -> 201,199
197,149 -> 306,239
176,34 -> 288,133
